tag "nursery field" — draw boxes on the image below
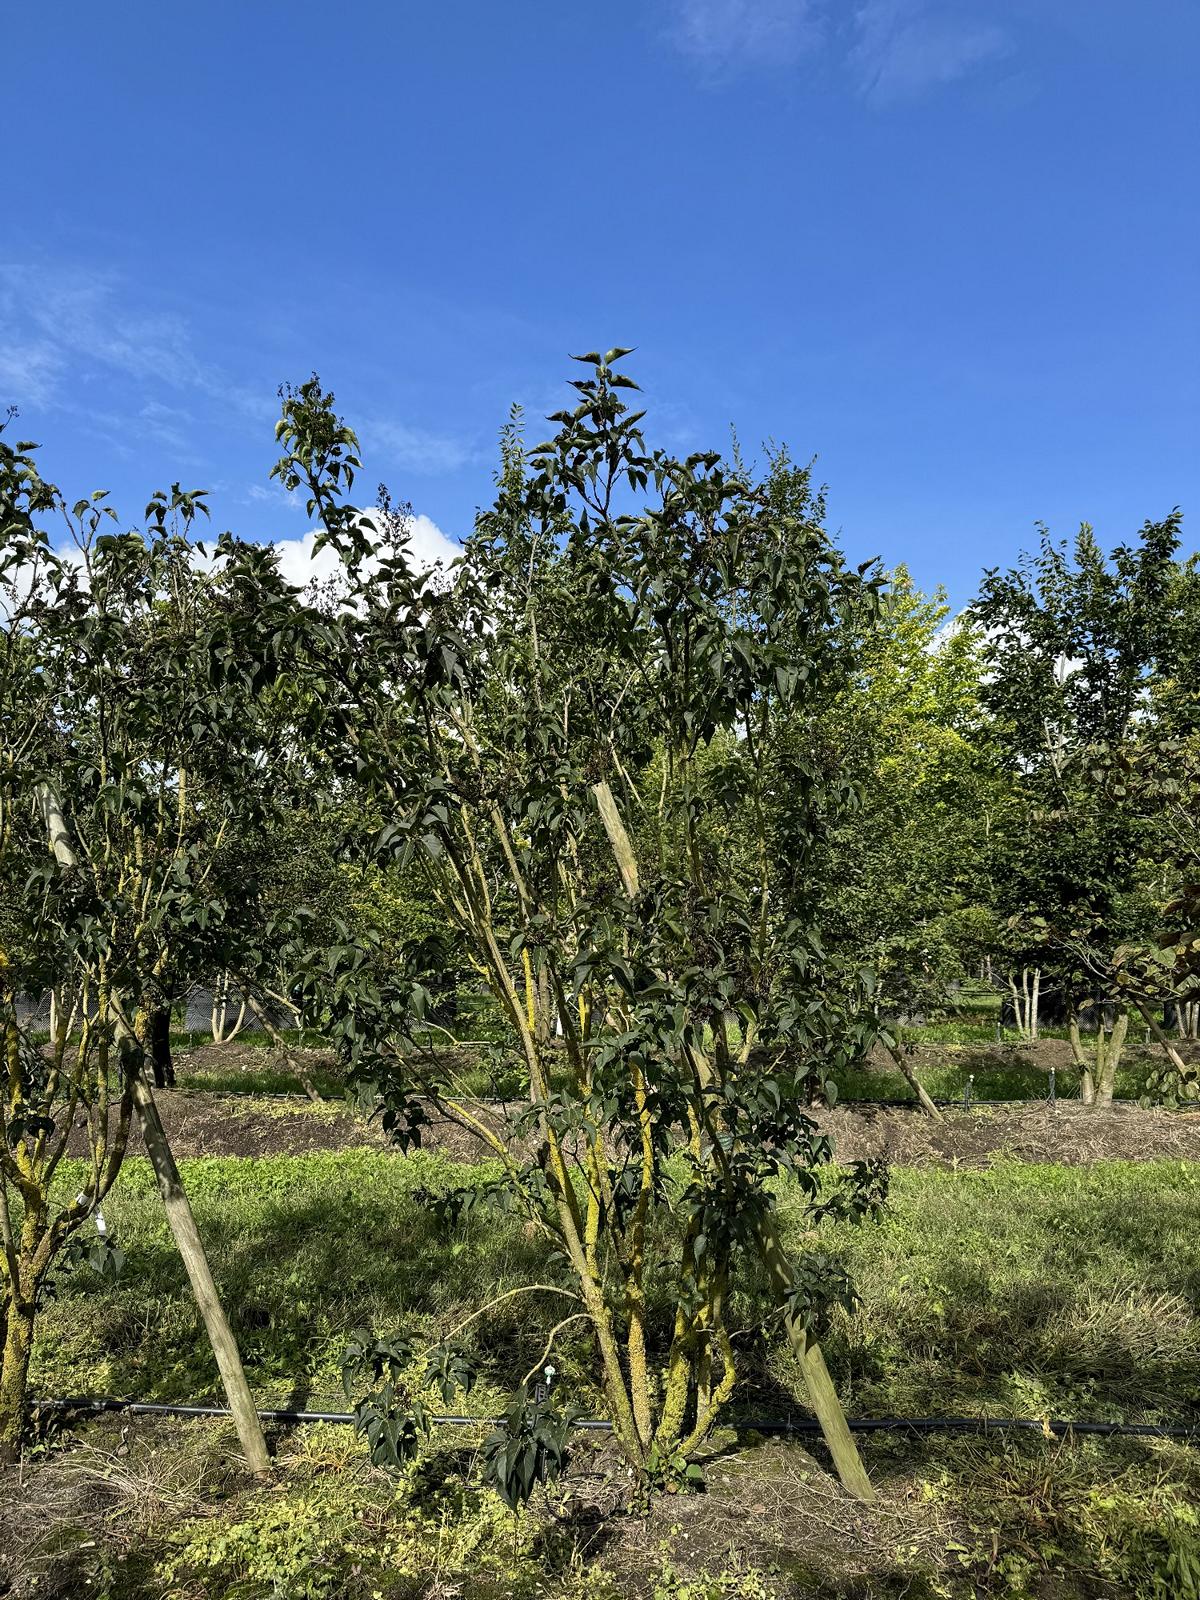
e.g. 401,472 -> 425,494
5,1043 -> 1200,1600
6,341 -> 1200,1600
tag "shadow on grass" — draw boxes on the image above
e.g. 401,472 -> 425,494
37,1154 -> 1200,1466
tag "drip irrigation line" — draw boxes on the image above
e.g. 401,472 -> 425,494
34,1396 -> 1200,1440
183,1089 -> 1169,1113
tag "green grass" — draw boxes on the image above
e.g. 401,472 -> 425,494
38,1152 -> 1200,1423
803,1161 -> 1200,1420
167,1026 -> 1166,1107
172,1054 -> 349,1098
28,1152 -> 1200,1599
902,1019 -> 1072,1045
829,1051 -> 1156,1105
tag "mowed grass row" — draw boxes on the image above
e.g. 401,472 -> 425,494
38,1153 -> 1200,1428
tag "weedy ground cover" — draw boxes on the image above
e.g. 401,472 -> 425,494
36,1154 -> 1200,1422
830,1051 -> 1156,1104
10,1152 -> 1198,1597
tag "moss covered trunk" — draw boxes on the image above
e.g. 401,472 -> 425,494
0,1290 -> 34,1463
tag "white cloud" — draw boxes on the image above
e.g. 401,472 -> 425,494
849,1 -> 1010,104
0,341 -> 64,408
269,512 -> 460,593
1,263 -> 480,505
246,482 -> 302,511
363,418 -> 479,475
3,506 -> 459,627
137,400 -> 194,454
0,264 -> 204,395
407,512 -> 461,570
668,0 -> 822,69
663,0 -> 1010,99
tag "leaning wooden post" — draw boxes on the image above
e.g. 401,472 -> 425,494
1137,999 -> 1195,1084
592,780 -> 639,897
36,783 -> 269,1477
130,1068 -> 271,1477
754,1219 -> 877,1502
882,1038 -> 942,1122
245,994 -> 323,1103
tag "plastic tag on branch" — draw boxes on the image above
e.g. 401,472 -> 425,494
75,1191 -> 108,1237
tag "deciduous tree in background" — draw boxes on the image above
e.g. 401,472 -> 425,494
820,572 -> 1000,1114
973,517 -> 1183,1106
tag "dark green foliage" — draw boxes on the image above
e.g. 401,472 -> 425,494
481,1385 -> 575,1509
972,518 -> 1186,987
0,411 -> 315,1454
275,355 -> 887,1470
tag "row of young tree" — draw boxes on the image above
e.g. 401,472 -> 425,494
0,356 -> 1195,1503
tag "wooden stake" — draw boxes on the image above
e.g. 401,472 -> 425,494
131,1070 -> 271,1477
592,781 -> 640,897
1137,999 -> 1194,1083
883,1039 -> 942,1122
755,1220 -> 876,1502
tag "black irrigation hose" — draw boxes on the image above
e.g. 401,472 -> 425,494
183,1085 -> 1200,1114
34,1396 -> 1200,1440
190,1090 -> 1172,1113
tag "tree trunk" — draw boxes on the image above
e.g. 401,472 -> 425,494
590,778 -> 872,1498
131,1070 -> 270,1475
883,1040 -> 942,1122
1020,968 -> 1031,1040
536,960 -> 553,1047
211,973 -> 247,1044
1094,1009 -> 1128,1109
1007,973 -> 1021,1039
1069,1013 -> 1095,1103
211,972 -> 226,1043
754,1219 -> 875,1503
0,1294 -> 34,1464
1030,968 -> 1041,1042
1138,1000 -> 1192,1080
229,994 -> 248,1041
150,1005 -> 174,1088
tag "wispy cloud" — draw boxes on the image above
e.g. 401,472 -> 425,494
0,263 -> 479,483
0,341 -> 64,409
849,1 -> 1010,105
0,264 -> 205,396
664,0 -> 1011,100
363,417 -> 480,476
246,482 -> 303,511
667,0 -> 822,70
136,400 -> 195,454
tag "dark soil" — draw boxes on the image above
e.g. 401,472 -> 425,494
66,1089 -> 392,1161
69,1082 -> 1200,1168
817,1099 -> 1200,1168
171,1038 -> 338,1081
61,1035 -> 1200,1166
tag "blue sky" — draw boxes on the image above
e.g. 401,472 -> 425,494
4,0 -> 1196,603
